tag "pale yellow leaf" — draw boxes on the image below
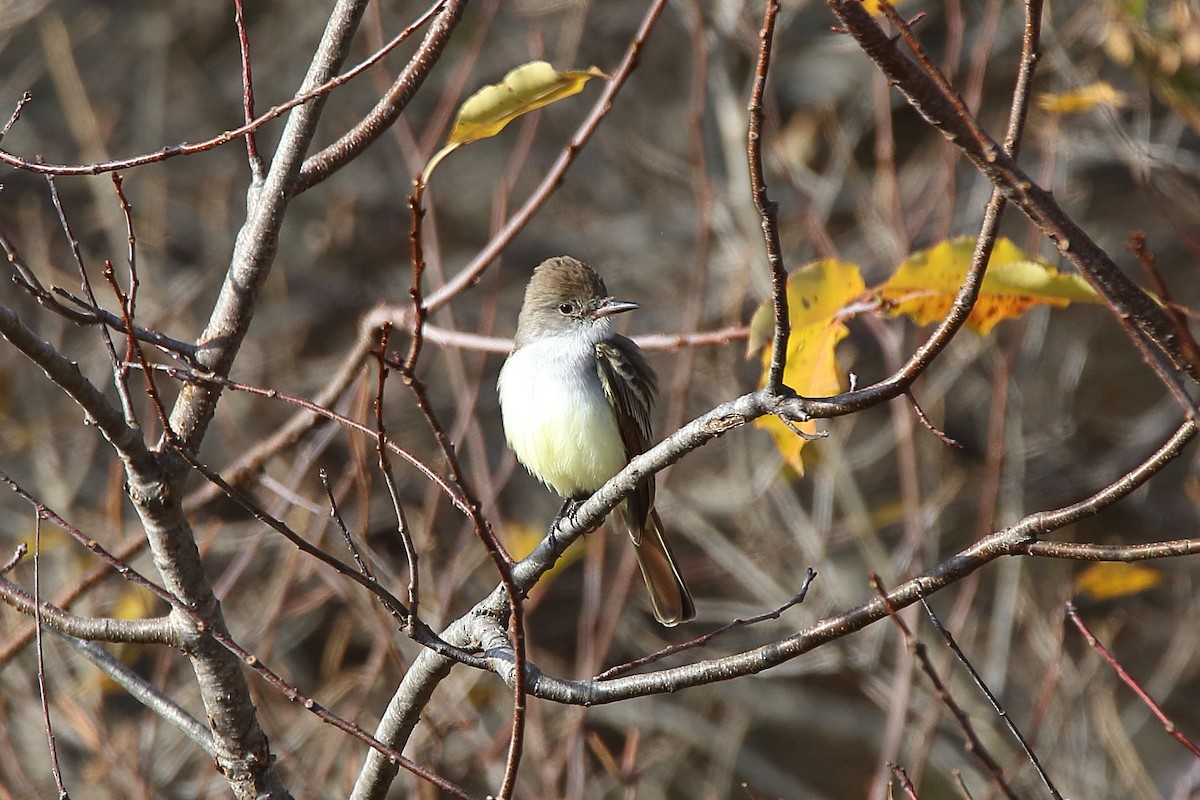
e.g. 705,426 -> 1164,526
1037,82 -> 1128,114
447,61 -> 604,146
424,61 -> 604,182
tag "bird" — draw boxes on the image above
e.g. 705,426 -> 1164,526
497,256 -> 695,626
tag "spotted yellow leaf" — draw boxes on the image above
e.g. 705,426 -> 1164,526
423,61 -> 604,181
879,237 -> 1100,334
1075,562 -> 1162,601
750,260 -> 866,474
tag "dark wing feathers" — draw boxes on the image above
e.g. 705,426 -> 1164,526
593,336 -> 657,541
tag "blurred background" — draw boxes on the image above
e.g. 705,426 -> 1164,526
1,0 -> 1199,797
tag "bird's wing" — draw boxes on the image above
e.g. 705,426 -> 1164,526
594,336 -> 658,539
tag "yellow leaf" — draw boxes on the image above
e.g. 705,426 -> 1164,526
879,237 -> 1100,334
861,0 -> 905,16
751,260 -> 866,474
423,61 -> 605,181
1075,562 -> 1162,601
1037,81 -> 1128,114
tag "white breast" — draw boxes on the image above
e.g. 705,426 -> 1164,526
498,338 -> 627,499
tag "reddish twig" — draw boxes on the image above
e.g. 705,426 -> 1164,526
394,171 -> 525,800
404,183 -> 429,373
888,763 -> 922,800
0,2 -> 445,177
231,0 -> 263,180
370,325 -> 420,628
1127,231 -> 1200,367
109,174 -> 140,366
905,390 -> 960,448
872,576 -> 1022,800
919,594 -> 1063,799
1066,603 -> 1200,760
0,470 -> 482,799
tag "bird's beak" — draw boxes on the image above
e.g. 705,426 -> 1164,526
592,298 -> 638,318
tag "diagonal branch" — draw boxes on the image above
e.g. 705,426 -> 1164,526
477,419 -> 1196,705
826,0 -> 1199,415
297,0 -> 468,192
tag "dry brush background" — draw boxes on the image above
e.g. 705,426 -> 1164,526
1,0 -> 1199,798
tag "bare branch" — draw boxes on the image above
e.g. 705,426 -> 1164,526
0,577 -> 176,645
746,0 -> 790,393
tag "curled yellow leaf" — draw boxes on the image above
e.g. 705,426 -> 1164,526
879,237 -> 1099,335
423,61 -> 605,181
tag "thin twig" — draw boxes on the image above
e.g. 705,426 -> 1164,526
1,544 -> 27,575
889,763 -> 922,800
232,0 -> 264,181
371,325 -> 420,629
33,513 -> 70,799
46,176 -> 140,429
404,184 -> 429,374
397,176 -> 525,800
872,576 -> 1022,800
746,0 -> 790,393
1,91 -> 32,142
0,469 -> 483,799
319,470 -> 375,582
595,569 -> 815,681
905,390 -> 960,448
1066,603 -> 1200,759
109,174 -> 141,368
1127,231 -> 1200,367
0,2 -> 447,177
919,593 -> 1062,799
141,362 -> 470,513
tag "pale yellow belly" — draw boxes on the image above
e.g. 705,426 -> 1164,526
498,344 -> 627,499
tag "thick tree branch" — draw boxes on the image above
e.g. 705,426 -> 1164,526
297,0 -> 467,192
478,419 -> 1197,705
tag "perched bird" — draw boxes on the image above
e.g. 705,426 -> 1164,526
498,256 -> 695,626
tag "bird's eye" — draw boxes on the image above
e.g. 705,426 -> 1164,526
558,302 -> 574,315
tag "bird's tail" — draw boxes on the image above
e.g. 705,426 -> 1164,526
631,508 -> 695,626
